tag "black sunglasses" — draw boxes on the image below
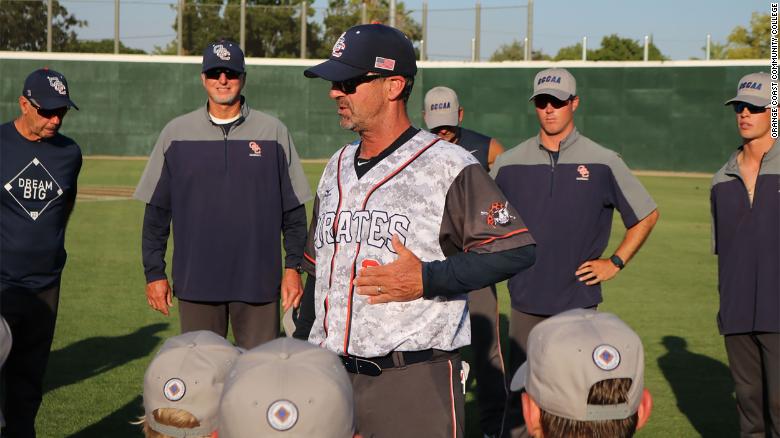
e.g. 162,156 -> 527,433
331,74 -> 382,94
204,68 -> 242,80
534,95 -> 571,110
732,102 -> 767,114
27,99 -> 68,119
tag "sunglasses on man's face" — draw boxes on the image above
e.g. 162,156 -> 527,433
732,102 -> 767,114
204,68 -> 242,80
534,95 -> 570,110
331,74 -> 382,94
28,99 -> 68,119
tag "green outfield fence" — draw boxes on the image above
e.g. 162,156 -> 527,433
0,53 -> 766,172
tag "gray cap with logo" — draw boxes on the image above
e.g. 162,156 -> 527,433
510,308 -> 645,422
143,330 -> 241,437
724,72 -> 771,107
529,68 -> 577,101
424,86 -> 460,129
218,337 -> 354,438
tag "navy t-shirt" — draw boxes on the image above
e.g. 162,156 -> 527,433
0,121 -> 82,290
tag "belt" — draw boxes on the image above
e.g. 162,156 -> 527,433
340,349 -> 435,376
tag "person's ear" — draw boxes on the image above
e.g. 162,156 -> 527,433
522,392 -> 544,437
385,76 -> 406,101
571,96 -> 580,112
635,388 -> 653,431
458,107 -> 464,124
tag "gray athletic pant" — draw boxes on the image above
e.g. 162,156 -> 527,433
724,332 -> 780,438
178,299 -> 279,349
466,285 -> 509,436
350,349 -> 465,438
502,308 -> 548,438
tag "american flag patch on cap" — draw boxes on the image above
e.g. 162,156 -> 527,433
374,57 -> 396,71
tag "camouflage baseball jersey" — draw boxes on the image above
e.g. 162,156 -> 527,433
305,130 -> 534,357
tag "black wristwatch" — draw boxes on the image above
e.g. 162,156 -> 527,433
609,255 -> 625,270
288,264 -> 304,274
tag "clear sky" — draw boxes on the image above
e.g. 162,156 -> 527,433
63,0 -> 770,60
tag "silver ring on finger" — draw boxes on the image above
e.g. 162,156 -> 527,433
377,286 -> 382,294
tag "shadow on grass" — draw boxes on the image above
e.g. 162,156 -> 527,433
44,323 -> 168,394
657,335 -> 738,437
68,395 -> 142,438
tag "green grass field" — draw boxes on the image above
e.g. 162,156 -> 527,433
35,159 -> 733,437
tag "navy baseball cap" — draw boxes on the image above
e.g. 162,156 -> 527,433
304,24 -> 417,81
202,40 -> 245,73
22,68 -> 78,110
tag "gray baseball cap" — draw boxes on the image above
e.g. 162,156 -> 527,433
510,308 -> 645,422
0,316 -> 11,429
724,72 -> 771,107
218,337 -> 354,438
424,86 -> 460,129
529,68 -> 577,101
143,331 -> 241,437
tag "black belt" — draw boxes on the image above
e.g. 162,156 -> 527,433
340,349 -> 435,376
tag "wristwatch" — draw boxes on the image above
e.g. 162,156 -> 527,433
609,255 -> 625,270
288,264 -> 304,274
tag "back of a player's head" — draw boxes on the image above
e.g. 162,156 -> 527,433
0,316 -> 11,429
141,330 -> 241,438
510,309 -> 652,438
218,337 -> 355,438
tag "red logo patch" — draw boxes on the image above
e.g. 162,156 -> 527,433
480,201 -> 515,227
576,165 -> 590,180
249,141 -> 262,156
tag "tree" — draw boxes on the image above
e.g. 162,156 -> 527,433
554,34 -> 665,61
65,39 -> 146,54
155,0 -> 323,58
489,40 -> 549,61
0,0 -> 85,51
710,12 -> 769,59
317,0 -> 421,58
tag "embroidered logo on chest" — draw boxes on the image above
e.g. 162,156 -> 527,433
576,164 -> 590,181
248,141 -> 262,157
4,158 -> 64,221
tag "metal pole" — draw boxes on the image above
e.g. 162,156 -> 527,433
474,1 -> 481,61
523,36 -> 528,61
582,36 -> 587,61
240,0 -> 245,51
643,35 -> 649,61
389,0 -> 396,28
361,1 -> 367,24
114,0 -> 120,53
526,0 -> 533,61
471,38 -> 476,62
300,1 -> 307,59
177,0 -> 183,55
47,0 -> 52,52
706,33 -> 711,60
421,1 -> 428,60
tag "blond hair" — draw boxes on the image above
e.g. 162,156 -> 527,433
134,408 -> 210,438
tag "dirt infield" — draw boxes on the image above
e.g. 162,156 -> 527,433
77,185 -> 135,201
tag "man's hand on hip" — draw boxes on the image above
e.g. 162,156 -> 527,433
281,268 -> 303,311
355,235 -> 423,304
575,259 -> 619,285
146,279 -> 173,316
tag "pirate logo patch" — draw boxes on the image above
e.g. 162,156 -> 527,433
481,201 -> 515,227
163,378 -> 186,401
592,344 -> 621,371
267,400 -> 298,431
